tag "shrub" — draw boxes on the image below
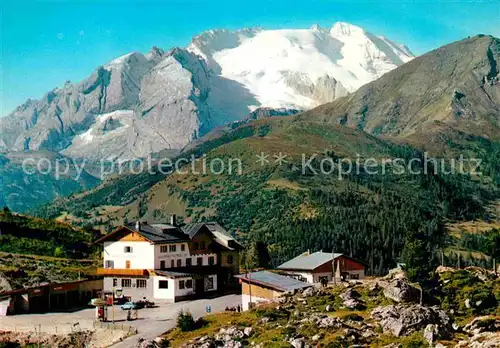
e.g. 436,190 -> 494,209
176,310 -> 196,332
176,310 -> 207,332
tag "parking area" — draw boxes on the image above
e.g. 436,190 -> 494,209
0,294 -> 241,347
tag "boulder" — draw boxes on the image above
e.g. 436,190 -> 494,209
343,298 -> 366,310
465,266 -> 494,282
311,334 -> 322,342
383,267 -> 407,280
289,337 -> 306,348
436,266 -> 457,274
340,288 -> 366,310
243,327 -> 253,337
301,287 -> 317,297
340,289 -> 361,301
371,304 -> 453,338
215,326 -> 245,342
325,304 -> 333,312
318,316 -> 344,329
136,338 -> 161,348
463,316 -> 500,335
424,324 -> 439,345
382,278 -> 420,303
222,341 -> 242,348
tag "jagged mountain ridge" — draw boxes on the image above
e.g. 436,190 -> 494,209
0,22 -> 413,161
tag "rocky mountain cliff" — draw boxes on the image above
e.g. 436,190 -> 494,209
0,22 -> 413,162
301,35 -> 500,144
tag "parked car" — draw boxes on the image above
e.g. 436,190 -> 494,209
120,302 -> 140,310
136,299 -> 155,308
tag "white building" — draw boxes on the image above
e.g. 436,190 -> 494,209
96,220 -> 240,302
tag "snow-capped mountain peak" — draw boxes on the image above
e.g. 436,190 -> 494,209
188,22 -> 414,110
330,21 -> 366,37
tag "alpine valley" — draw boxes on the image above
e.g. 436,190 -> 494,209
27,32 -> 500,271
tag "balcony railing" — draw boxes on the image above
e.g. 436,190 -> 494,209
96,268 -> 149,277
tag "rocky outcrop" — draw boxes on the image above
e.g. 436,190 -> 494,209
463,316 -> 500,335
0,272 -> 13,293
301,286 -> 317,297
340,288 -> 366,310
457,316 -> 500,348
382,278 -> 421,303
180,325 -> 253,348
456,332 -> 500,347
1,52 -> 152,153
371,304 -> 453,338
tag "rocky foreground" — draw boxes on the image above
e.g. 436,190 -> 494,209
153,267 -> 500,347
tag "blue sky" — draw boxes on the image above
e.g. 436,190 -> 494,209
1,0 -> 499,117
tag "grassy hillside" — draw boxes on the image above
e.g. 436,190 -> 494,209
0,209 -> 99,258
33,117 -> 500,272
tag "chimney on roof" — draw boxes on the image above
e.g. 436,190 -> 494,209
135,221 -> 140,230
170,214 -> 176,226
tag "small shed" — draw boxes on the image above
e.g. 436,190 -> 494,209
235,270 -> 311,310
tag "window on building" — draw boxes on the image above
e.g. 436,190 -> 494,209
197,257 -> 203,266
206,277 -> 214,290
136,279 -> 147,288
227,255 -> 234,264
177,259 -> 182,267
105,260 -> 114,269
160,260 -> 166,269
186,258 -> 192,267
186,279 -> 193,289
160,245 -> 168,253
169,245 -> 176,252
208,256 -> 215,265
181,244 -> 185,251
121,279 -> 132,288
158,280 -> 169,289
193,242 -> 199,250
171,260 -> 175,268
200,241 -> 206,249
179,280 -> 185,289
112,278 -> 118,287
124,246 -> 133,253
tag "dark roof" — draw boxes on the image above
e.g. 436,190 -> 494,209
155,266 -> 225,277
95,222 -> 190,244
235,271 -> 311,292
181,222 -> 243,250
182,223 -> 205,239
277,251 -> 343,271
95,221 -> 242,247
132,222 -> 190,243
154,270 -> 194,278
